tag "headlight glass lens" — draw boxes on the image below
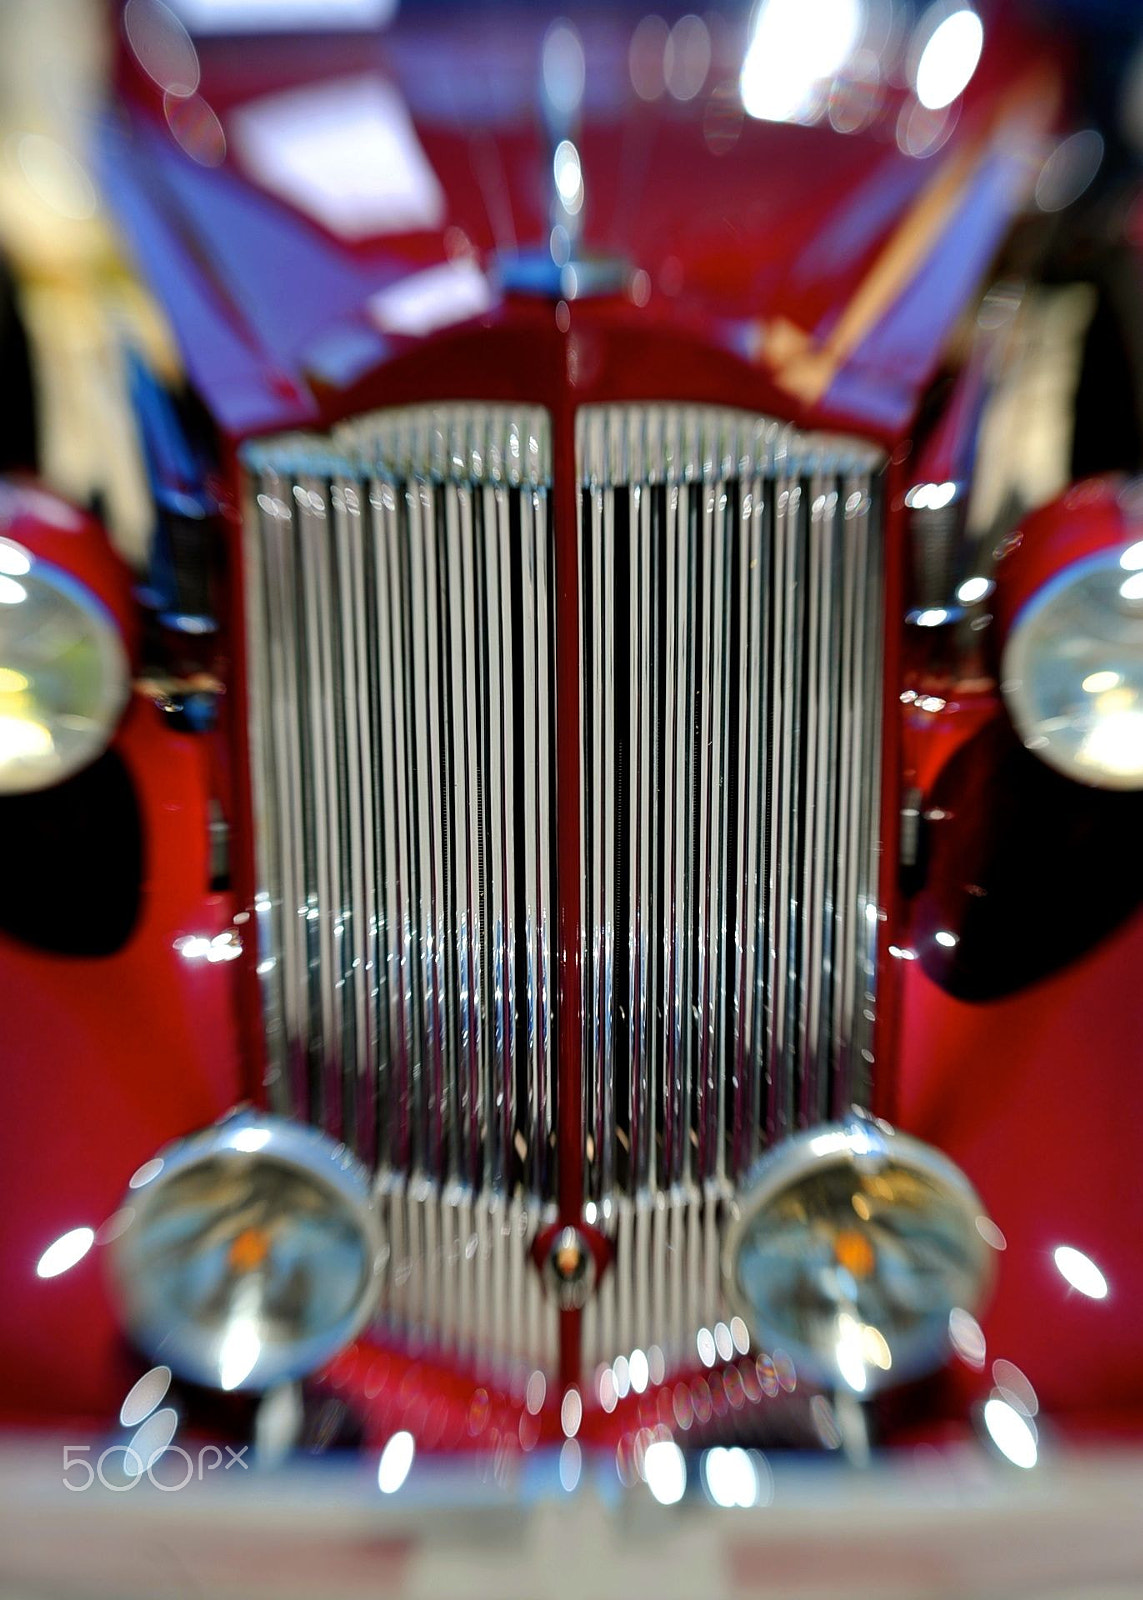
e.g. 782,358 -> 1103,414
0,538 -> 129,794
1002,550 -> 1143,789
111,1118 -> 382,1392
724,1125 -> 992,1393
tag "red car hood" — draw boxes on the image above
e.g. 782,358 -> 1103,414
105,1 -> 1065,441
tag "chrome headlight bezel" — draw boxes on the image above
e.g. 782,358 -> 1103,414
0,539 -> 131,795
1000,546 -> 1143,791
721,1121 -> 994,1394
110,1114 -> 384,1394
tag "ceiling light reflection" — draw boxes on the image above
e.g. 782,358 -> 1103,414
1081,670 -> 1121,695
230,75 -> 444,241
218,1316 -> 262,1391
1053,1244 -> 1108,1300
740,0 -> 863,125
369,261 -> 493,339
914,8 -> 983,112
665,14 -> 711,103
982,1396 -> 1037,1468
36,1227 -> 96,1279
377,1430 -> 415,1493
703,1446 -> 760,1507
644,1440 -> 686,1505
0,540 -> 32,578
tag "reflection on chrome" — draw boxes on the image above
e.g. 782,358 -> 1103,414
0,539 -> 32,577
217,1296 -> 264,1391
552,139 -> 584,214
1053,1244 -> 1109,1300
948,1305 -> 987,1369
377,1430 -> 415,1495
702,1447 -> 764,1508
724,1122 -> 992,1393
644,1440 -> 687,1505
109,1116 -> 382,1391
906,481 -> 958,510
957,575 -> 994,604
982,1395 -> 1038,1469
35,1226 -> 95,1279
175,930 -> 243,963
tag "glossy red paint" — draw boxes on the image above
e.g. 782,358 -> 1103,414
897,828 -> 1143,1426
991,475 -> 1143,649
0,687 -> 244,1426
894,467 -> 1143,1426
103,1 -> 1064,442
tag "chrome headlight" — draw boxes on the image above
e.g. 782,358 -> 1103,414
110,1116 -> 383,1392
0,537 -> 130,794
723,1122 -> 993,1394
1001,547 -> 1143,790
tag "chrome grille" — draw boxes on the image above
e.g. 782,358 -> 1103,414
578,405 -> 884,1371
243,400 -> 885,1381
244,407 -> 558,1370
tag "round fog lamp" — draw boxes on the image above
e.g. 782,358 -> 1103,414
723,1122 -> 993,1394
0,537 -> 129,793
1001,549 -> 1143,789
110,1116 -> 383,1392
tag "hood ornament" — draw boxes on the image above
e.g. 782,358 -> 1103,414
499,18 -> 630,301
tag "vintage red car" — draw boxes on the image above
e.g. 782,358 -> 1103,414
2,0 -> 1141,1521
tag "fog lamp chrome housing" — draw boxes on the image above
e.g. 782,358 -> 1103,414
1001,548 -> 1143,789
722,1121 -> 993,1395
110,1115 -> 383,1392
0,538 -> 130,794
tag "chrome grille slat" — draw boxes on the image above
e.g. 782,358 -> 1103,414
578,404 -> 884,1375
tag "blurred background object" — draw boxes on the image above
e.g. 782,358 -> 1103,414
0,0 -> 174,561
